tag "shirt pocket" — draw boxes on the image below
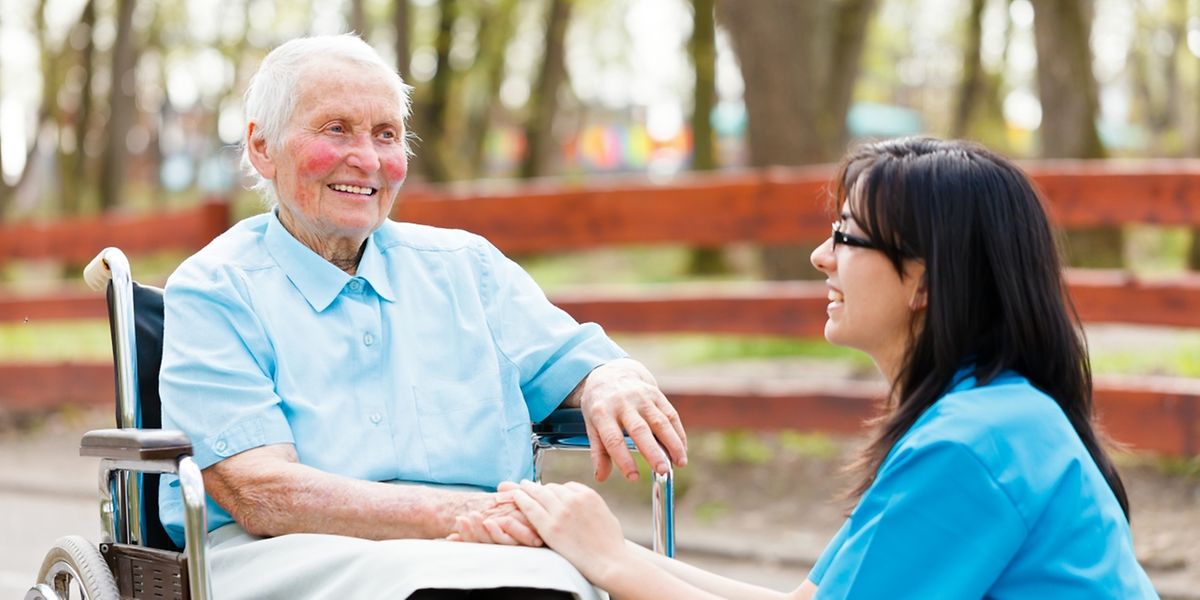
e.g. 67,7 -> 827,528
414,372 -> 498,415
414,378 -> 512,485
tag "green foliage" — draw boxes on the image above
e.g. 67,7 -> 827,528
778,431 -> 840,459
519,245 -> 753,292
693,500 -> 728,524
1090,334 -> 1200,378
706,430 -> 774,466
1123,225 -> 1191,275
651,334 -> 872,368
0,320 -> 112,361
1115,451 -> 1200,480
1153,456 -> 1200,479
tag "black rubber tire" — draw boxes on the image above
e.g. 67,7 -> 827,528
33,535 -> 119,600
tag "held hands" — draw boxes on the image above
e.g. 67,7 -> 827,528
446,490 -> 543,547
448,482 -> 631,583
502,480 -> 631,584
577,359 -> 688,482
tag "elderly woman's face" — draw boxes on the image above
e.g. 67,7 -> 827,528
261,59 -> 409,247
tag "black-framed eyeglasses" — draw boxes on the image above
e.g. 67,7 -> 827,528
831,222 -> 877,251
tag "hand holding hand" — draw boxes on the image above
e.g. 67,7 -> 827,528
500,480 -> 631,585
446,491 -> 543,547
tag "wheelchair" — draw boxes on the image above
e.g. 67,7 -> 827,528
27,247 -> 674,600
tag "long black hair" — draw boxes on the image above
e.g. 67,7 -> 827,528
837,137 -> 1130,518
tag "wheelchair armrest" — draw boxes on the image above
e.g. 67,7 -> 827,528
532,407 -> 586,435
80,428 -> 193,461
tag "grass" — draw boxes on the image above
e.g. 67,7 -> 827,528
640,334 -> 873,368
1089,332 -> 1200,378
3,226 -> 1200,375
1123,225 -> 1193,276
519,245 -> 759,292
1114,451 -> 1200,481
0,320 -> 112,362
701,430 -> 775,466
779,431 -> 841,460
1153,456 -> 1200,479
693,500 -> 729,524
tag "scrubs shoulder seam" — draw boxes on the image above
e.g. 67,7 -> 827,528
941,440 -> 1033,533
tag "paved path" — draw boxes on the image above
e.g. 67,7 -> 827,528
5,405 -> 1198,599
0,408 -> 800,597
0,415 -> 103,598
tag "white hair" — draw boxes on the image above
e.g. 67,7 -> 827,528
240,34 -> 414,206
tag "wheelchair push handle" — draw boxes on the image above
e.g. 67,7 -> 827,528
84,247 -> 128,292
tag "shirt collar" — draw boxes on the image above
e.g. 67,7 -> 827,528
264,211 -> 395,312
356,232 -> 396,303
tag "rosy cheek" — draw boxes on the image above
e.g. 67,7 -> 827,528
381,154 -> 409,183
296,140 -> 341,177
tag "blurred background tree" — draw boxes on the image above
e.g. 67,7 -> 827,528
1032,0 -> 1121,268
718,0 -> 876,279
1,0 -> 1198,279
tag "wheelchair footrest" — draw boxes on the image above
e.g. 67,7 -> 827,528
100,542 -> 189,600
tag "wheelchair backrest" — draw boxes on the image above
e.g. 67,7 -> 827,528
105,280 -> 178,551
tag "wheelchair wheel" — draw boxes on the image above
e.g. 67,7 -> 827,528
27,535 -> 118,600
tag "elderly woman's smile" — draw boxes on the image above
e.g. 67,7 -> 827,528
328,183 -> 377,196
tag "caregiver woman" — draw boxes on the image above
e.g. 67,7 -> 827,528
467,137 -> 1159,599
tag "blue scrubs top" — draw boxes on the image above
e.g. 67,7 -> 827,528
809,370 -> 1158,599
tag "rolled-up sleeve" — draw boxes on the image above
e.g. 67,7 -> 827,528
476,240 -> 626,423
160,264 -> 295,469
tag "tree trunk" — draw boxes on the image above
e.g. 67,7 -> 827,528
38,0 -> 73,213
99,0 -> 138,211
464,0 -> 518,177
1195,18 -> 1200,158
684,0 -> 728,276
519,0 -> 572,179
690,0 -> 717,173
350,0 -> 367,35
951,0 -> 985,138
718,0 -> 876,279
1159,0 -> 1185,143
393,0 -> 410,79
66,0 -> 97,215
1176,0 -> 1200,267
1031,0 -> 1105,158
0,51 -> 6,218
1030,0 -> 1119,268
417,0 -> 458,182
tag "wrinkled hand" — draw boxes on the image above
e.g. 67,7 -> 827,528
578,359 -> 687,482
446,491 -> 543,547
499,481 -> 630,584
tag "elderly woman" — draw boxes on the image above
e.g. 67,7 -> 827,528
156,34 -> 686,599
471,138 -> 1159,599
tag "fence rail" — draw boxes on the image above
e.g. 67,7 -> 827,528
2,163 -> 1199,455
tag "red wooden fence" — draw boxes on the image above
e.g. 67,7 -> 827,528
2,163 -> 1199,455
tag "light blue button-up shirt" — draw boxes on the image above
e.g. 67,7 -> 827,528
158,211 -> 625,546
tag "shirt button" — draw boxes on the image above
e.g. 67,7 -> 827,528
348,279 -> 362,292
363,333 -> 375,346
369,413 -> 382,424
214,440 -> 228,452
